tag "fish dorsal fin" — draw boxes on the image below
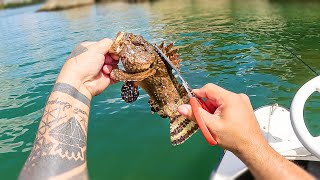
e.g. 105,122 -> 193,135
158,42 -> 181,70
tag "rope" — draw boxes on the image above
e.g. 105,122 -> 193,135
267,104 -> 278,142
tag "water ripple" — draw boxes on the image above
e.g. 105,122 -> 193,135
0,0 -> 320,179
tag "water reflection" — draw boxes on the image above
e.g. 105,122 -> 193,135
0,111 -> 40,153
0,0 -> 320,179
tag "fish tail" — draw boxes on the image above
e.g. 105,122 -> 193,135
170,115 -> 198,146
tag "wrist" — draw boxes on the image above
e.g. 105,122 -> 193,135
235,137 -> 271,163
56,63 -> 92,100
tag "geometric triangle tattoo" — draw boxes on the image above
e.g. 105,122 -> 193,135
49,117 -> 86,158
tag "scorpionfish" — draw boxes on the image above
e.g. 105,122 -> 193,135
110,32 -> 198,146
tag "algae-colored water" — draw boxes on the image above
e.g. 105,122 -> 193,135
0,0 -> 319,179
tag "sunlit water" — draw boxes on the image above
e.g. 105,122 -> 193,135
0,0 -> 320,179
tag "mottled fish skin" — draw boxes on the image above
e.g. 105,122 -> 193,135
110,32 -> 198,146
121,81 -> 139,103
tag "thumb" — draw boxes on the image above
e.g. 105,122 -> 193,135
178,104 -> 195,120
178,104 -> 220,133
89,38 -> 113,55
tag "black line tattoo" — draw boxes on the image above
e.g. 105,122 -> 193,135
52,83 -> 90,107
68,44 -> 88,60
47,98 -> 72,110
49,117 -> 86,158
74,107 -> 89,117
79,115 -> 88,129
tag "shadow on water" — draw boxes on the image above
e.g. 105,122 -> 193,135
0,0 -> 319,179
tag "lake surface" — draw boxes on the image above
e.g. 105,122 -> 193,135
0,0 -> 319,179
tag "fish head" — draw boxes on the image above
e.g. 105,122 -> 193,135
111,32 -> 157,73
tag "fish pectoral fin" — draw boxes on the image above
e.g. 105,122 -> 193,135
170,116 -> 198,146
110,68 -> 156,81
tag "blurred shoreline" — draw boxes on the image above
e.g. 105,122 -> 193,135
0,0 -> 157,10
1,0 -> 319,11
0,0 -> 44,9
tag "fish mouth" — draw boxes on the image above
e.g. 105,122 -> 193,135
114,32 -> 125,54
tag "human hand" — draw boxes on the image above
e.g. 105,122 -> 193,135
56,38 -> 119,98
178,83 -> 267,155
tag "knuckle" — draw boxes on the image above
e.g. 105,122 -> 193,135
103,38 -> 113,43
239,93 -> 249,101
100,38 -> 113,46
80,42 -> 88,46
204,83 -> 214,89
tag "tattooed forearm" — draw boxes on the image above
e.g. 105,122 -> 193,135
53,83 -> 91,107
20,84 -> 91,180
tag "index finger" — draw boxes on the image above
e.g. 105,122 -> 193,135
193,83 -> 234,103
89,38 -> 114,55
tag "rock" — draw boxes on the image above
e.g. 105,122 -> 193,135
38,0 -> 94,11
1,0 -> 42,9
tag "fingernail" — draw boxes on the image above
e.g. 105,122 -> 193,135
178,106 -> 188,116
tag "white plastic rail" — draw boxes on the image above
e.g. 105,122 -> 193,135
290,76 -> 320,159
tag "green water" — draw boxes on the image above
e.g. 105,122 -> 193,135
0,0 -> 320,179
